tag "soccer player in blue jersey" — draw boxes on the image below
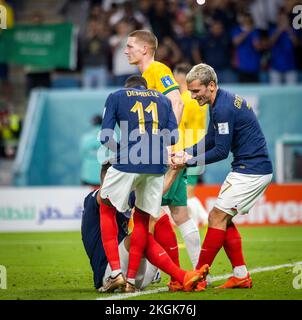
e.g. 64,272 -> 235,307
81,163 -> 133,291
99,75 -> 208,292
183,63 -> 273,290
82,162 -> 203,292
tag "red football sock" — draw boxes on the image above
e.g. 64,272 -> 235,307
145,233 -> 186,285
127,210 -> 149,280
223,222 -> 246,268
196,227 -> 226,269
99,200 -> 120,271
154,214 -> 180,282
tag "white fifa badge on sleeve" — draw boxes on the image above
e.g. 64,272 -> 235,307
102,107 -> 106,118
218,122 -> 229,134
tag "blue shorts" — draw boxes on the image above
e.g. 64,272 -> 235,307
81,189 -> 130,289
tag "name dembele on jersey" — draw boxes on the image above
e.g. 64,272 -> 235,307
100,87 -> 179,174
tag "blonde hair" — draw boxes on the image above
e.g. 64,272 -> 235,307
186,63 -> 218,85
128,29 -> 158,53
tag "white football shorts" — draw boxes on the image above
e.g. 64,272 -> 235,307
102,237 -> 158,289
215,172 -> 273,216
101,166 -> 164,218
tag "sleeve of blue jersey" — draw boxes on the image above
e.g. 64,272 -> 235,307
100,93 -> 118,152
185,121 -> 215,158
186,105 -> 234,167
204,106 -> 234,164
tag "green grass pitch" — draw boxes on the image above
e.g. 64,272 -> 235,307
0,226 -> 302,300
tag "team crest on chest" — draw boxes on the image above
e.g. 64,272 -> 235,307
234,95 -> 243,109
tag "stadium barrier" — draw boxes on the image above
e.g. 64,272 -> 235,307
0,186 -> 90,232
0,184 -> 301,232
196,184 -> 302,226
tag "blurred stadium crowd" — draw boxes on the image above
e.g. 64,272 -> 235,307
0,0 -> 302,162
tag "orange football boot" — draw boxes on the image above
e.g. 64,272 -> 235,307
167,280 -> 183,292
199,264 -> 210,280
194,279 -> 207,292
216,273 -> 252,289
183,264 -> 210,292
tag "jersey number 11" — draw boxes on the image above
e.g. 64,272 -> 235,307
130,101 -> 159,134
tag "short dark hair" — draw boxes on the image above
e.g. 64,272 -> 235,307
124,75 -> 147,88
174,63 -> 192,76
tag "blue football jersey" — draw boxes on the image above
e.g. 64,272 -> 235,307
187,88 -> 273,175
100,86 -> 178,174
81,189 -> 131,289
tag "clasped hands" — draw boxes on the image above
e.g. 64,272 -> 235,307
167,147 -> 193,170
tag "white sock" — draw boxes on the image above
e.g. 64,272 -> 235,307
127,278 -> 135,285
178,218 -> 201,268
187,197 -> 208,226
140,264 -> 159,289
233,265 -> 248,278
206,274 -> 212,286
111,269 -> 122,278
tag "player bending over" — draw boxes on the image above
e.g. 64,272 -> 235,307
81,162 -> 208,293
99,75 -> 208,292
182,63 -> 273,290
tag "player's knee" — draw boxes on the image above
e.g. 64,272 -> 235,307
170,206 -> 189,225
187,185 -> 195,198
207,211 -> 215,226
208,207 -> 230,229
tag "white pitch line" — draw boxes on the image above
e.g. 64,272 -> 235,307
96,260 -> 302,301
243,239 -> 302,242
97,287 -> 169,300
